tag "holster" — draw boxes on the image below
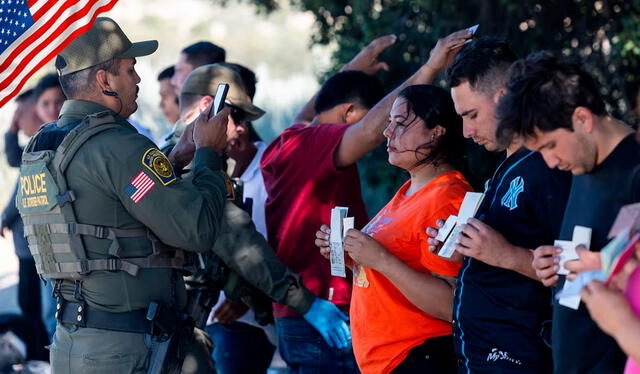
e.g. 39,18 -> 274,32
146,302 -> 195,374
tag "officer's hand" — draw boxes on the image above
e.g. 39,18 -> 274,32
193,105 -> 230,154
532,245 -> 561,287
168,121 -> 196,170
303,297 -> 351,350
214,299 -> 249,324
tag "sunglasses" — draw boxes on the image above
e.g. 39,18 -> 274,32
227,104 -> 248,124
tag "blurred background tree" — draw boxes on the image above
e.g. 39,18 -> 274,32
242,0 -> 640,214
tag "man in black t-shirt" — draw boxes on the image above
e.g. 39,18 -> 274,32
497,51 -> 640,374
428,38 -> 572,374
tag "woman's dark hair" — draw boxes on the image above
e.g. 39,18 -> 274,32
34,72 -> 62,100
396,84 -> 466,173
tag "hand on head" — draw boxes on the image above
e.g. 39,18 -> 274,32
424,28 -> 474,73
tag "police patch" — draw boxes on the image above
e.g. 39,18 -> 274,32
142,148 -> 176,186
17,162 -> 59,214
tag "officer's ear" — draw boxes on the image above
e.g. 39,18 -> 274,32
198,96 -> 214,114
95,69 -> 112,92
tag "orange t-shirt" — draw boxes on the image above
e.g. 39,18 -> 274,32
350,171 -> 472,374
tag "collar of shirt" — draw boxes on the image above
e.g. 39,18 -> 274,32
57,99 -> 133,131
240,141 -> 266,182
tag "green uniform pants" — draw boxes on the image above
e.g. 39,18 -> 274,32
50,323 -> 215,374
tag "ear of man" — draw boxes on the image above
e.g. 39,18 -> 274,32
344,102 -> 367,125
198,95 -> 214,114
572,106 -> 594,133
95,69 -> 118,97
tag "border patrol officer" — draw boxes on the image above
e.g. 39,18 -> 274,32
164,64 -> 354,351
17,18 -> 231,373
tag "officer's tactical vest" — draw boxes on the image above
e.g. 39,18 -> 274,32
17,111 -> 195,280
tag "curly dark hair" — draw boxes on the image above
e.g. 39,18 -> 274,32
496,51 -> 607,147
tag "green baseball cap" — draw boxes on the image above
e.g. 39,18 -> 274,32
180,64 -> 265,121
56,17 -> 158,76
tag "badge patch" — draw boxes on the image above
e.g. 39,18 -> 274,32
124,171 -> 155,203
142,148 -> 176,186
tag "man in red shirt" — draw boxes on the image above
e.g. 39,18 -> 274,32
261,30 -> 473,372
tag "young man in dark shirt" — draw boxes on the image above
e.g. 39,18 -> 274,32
497,51 -> 640,374
428,38 -> 572,373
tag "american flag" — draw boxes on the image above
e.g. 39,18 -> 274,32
124,171 -> 155,203
0,0 -> 119,108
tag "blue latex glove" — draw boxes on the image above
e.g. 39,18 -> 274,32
303,297 -> 351,349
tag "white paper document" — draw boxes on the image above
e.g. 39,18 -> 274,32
437,192 -> 485,258
555,240 -> 579,276
558,225 -> 592,310
330,207 -> 349,277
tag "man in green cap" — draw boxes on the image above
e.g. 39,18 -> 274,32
163,64 -> 354,356
18,17 -> 231,373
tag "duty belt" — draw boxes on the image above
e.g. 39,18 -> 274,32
59,301 -> 152,334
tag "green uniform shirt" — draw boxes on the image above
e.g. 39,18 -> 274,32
163,124 -> 315,315
51,100 -> 228,312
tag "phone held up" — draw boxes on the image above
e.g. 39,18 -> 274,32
208,83 -> 230,120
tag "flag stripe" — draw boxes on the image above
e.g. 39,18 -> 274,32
0,0 -> 96,84
133,177 -> 153,193
27,0 -> 42,10
131,179 -> 154,202
131,171 -> 146,185
0,0 -> 85,74
0,0 -> 118,107
32,0 -> 63,22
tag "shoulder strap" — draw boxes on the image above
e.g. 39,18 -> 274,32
53,111 -> 121,178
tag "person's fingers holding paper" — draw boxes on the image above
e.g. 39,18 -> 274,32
315,224 -> 331,260
532,245 -> 561,286
565,245 -> 602,280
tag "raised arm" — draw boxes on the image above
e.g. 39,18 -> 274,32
335,28 -> 473,168
293,34 -> 397,125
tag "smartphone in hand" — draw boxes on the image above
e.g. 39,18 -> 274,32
208,83 -> 230,120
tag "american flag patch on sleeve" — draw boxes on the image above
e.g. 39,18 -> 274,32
124,171 -> 155,203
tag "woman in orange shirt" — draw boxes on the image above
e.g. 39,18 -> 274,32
316,84 -> 472,374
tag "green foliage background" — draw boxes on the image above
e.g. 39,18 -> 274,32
244,0 -> 640,215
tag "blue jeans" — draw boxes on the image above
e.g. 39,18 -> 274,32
205,322 -> 275,374
275,317 -> 359,374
